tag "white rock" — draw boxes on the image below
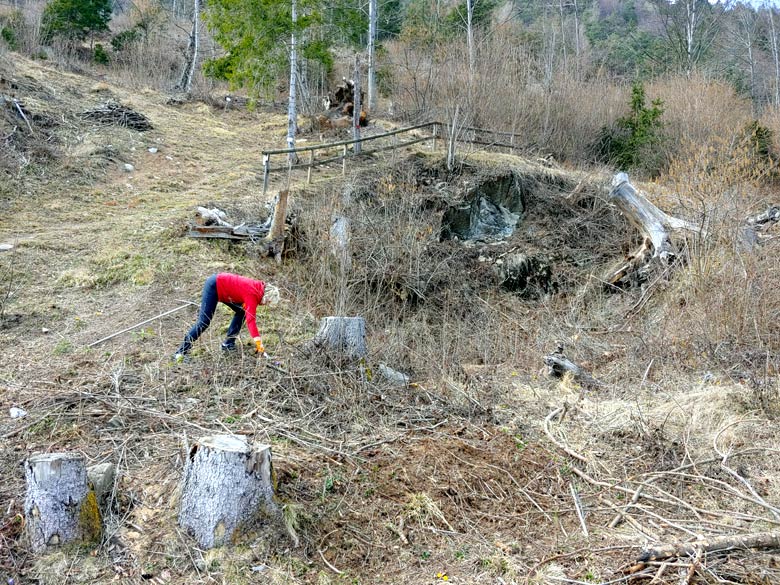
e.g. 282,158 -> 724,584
123,163 -> 135,172
0,243 -> 13,252
9,407 -> 27,419
148,147 -> 158,154
378,364 -> 410,386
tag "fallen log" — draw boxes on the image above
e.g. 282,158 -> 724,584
637,531 -> 780,563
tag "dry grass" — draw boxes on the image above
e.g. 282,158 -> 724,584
3,49 -> 780,585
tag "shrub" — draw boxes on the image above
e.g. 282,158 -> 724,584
93,42 -> 108,65
111,28 -> 141,52
596,82 -> 665,174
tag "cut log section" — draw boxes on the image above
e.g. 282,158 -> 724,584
178,435 -> 277,549
310,316 -> 367,360
25,453 -> 102,553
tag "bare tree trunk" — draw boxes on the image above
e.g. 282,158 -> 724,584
768,4 -> 780,108
467,0 -> 475,78
25,453 -> 102,553
572,0 -> 581,80
179,435 -> 277,549
367,0 -> 377,112
287,0 -> 298,163
352,56 -> 362,155
178,0 -> 201,94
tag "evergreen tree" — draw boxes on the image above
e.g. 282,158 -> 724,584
41,0 -> 112,43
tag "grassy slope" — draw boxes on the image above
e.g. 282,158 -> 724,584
2,54 -> 780,585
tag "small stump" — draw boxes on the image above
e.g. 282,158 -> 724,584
179,435 -> 276,549
311,316 -> 367,360
25,453 -> 101,553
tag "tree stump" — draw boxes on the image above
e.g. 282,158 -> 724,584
24,453 -> 102,553
311,316 -> 367,360
178,435 -> 276,549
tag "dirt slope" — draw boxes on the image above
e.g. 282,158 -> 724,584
2,53 -> 780,585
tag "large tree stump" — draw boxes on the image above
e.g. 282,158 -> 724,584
178,435 -> 276,549
24,453 -> 102,553
606,173 -> 702,286
310,316 -> 367,360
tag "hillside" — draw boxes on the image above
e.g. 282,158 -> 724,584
3,53 -> 780,585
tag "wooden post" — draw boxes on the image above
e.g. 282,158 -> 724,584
392,133 -> 397,165
311,316 -> 367,360
352,56 -> 362,155
179,435 -> 276,549
25,453 -> 102,553
265,190 -> 289,265
307,150 -> 314,184
509,134 -> 515,155
262,154 -> 270,197
342,144 -> 348,175
431,124 -> 437,151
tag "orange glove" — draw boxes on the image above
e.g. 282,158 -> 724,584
254,337 -> 265,354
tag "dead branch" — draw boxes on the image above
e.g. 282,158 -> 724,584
543,406 -> 588,464
638,531 -> 780,562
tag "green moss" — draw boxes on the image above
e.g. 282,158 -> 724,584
78,490 -> 102,543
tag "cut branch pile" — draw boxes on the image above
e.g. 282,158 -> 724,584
79,101 -> 153,131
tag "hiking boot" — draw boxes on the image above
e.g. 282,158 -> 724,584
172,352 -> 187,363
221,341 -> 237,352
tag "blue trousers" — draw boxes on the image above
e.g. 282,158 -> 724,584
177,274 -> 245,354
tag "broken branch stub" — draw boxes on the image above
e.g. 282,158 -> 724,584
25,452 -> 102,553
178,435 -> 277,549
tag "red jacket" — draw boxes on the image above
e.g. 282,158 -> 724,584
216,273 -> 265,339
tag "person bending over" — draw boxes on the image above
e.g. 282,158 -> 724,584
174,273 -> 280,361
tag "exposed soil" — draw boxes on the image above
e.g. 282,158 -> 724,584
2,54 -> 780,585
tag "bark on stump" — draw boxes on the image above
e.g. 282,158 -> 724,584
311,316 -> 367,360
24,453 -> 101,553
178,435 -> 276,549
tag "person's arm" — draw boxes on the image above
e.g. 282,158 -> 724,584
243,299 -> 264,353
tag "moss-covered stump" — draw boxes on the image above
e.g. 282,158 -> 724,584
24,453 -> 101,553
178,435 -> 277,549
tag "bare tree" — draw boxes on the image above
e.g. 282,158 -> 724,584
287,0 -> 298,163
766,2 -> 780,107
651,0 -> 732,77
367,0 -> 377,111
177,0 -> 201,93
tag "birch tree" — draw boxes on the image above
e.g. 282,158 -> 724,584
177,0 -> 201,94
367,0 -> 377,111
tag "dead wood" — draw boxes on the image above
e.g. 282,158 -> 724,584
606,173 -> 701,286
543,344 -> 602,388
637,531 -> 780,563
80,101 -> 152,131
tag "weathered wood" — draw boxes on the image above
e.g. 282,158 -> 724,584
311,316 -> 367,360
609,173 -> 700,263
638,531 -> 780,563
179,435 -> 276,549
25,453 -> 102,553
544,345 -> 602,388
264,190 -> 289,264
606,173 -> 703,286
